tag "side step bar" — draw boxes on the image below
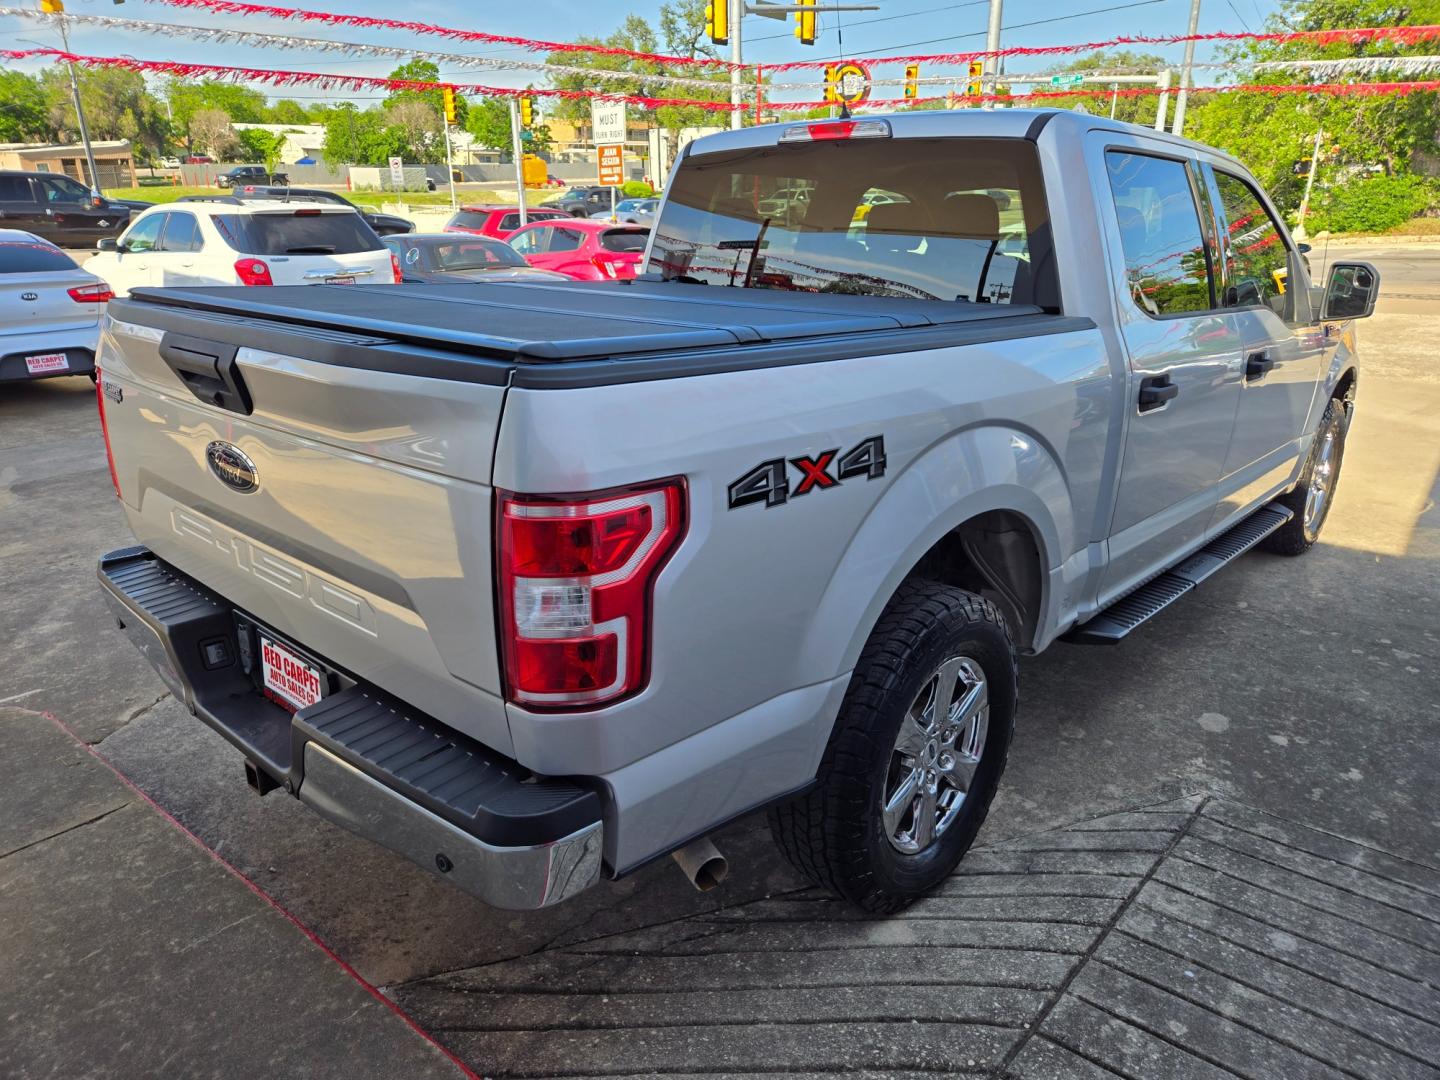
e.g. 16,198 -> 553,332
1064,504 -> 1293,645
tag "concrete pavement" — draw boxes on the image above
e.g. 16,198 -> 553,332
0,246 -> 1436,1077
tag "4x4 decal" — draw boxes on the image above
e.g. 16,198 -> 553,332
728,435 -> 886,510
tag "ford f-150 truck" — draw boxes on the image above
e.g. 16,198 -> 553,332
93,110 -> 1378,913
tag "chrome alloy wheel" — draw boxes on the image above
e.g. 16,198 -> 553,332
1303,425 -> 1338,534
882,656 -> 989,855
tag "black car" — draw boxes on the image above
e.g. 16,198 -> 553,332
234,185 -> 414,236
551,185 -> 622,217
0,171 -> 134,246
382,233 -> 566,283
217,165 -> 289,189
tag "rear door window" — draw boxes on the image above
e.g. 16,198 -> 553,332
547,228 -> 583,253
0,176 -> 36,202
0,239 -> 77,273
1104,151 -> 1213,316
651,136 -> 1055,306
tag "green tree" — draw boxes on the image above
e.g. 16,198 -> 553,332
266,99 -> 313,125
320,104 -> 410,167
383,59 -> 467,125
1185,0 -> 1440,212
41,68 -> 169,161
465,95 -> 553,153
0,71 -> 53,142
544,0 -> 731,148
165,80 -> 267,151
236,128 -> 287,172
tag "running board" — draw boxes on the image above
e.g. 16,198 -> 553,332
1064,504 -> 1294,645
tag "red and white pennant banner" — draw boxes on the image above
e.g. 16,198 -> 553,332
4,46 -> 1437,113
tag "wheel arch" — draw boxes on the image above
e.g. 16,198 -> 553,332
797,423 -> 1073,688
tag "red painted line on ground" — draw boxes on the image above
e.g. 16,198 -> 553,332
37,707 -> 485,1080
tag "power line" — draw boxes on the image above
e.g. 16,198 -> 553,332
749,0 -> 989,44
801,0 -> 1174,63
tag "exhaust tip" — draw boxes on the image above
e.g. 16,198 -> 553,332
671,837 -> 728,892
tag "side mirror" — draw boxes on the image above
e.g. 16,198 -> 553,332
1321,260 -> 1380,321
95,237 -> 118,253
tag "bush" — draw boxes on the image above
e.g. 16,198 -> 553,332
1309,173 -> 1435,234
621,179 -> 654,198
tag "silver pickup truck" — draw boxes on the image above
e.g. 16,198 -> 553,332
93,110 -> 1378,913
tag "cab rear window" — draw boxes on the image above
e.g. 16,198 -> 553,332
650,136 -> 1057,308
213,211 -> 383,255
0,240 -> 77,273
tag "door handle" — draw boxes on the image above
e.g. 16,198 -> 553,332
1246,349 -> 1275,380
1138,375 -> 1179,412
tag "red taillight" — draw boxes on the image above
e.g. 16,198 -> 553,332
498,479 -> 686,710
591,255 -> 620,279
390,251 -> 403,283
94,365 -> 121,499
234,259 -> 273,286
68,282 -> 115,303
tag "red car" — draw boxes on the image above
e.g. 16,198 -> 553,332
504,219 -> 649,281
444,204 -> 570,241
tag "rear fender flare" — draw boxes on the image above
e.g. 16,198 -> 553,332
797,423 -> 1073,684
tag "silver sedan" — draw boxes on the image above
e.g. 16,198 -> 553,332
0,229 -> 111,384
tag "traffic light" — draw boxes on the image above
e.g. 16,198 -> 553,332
40,0 -> 64,11
519,97 -> 534,128
705,0 -> 728,45
904,64 -> 920,100
442,87 -> 457,125
966,59 -> 984,97
823,64 -> 839,103
794,0 -> 816,46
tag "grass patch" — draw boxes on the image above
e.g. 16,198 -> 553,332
106,185 -> 510,208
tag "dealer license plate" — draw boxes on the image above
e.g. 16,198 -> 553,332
25,352 -> 69,375
259,634 -> 325,711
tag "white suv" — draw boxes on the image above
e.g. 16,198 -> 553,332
85,197 -> 399,296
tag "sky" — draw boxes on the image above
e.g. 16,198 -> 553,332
2,0 -> 1293,106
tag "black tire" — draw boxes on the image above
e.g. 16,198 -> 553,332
768,580 -> 1017,913
1263,396 -> 1348,556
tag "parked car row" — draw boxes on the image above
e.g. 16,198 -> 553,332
3,185 -> 655,388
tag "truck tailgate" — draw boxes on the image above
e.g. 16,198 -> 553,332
97,304 -> 513,753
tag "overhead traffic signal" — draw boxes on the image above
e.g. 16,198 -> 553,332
966,59 -> 984,97
823,64 -> 839,103
904,64 -> 920,100
442,87 -> 457,125
705,0 -> 729,45
519,96 -> 534,128
794,0 -> 816,45
40,0 -> 64,10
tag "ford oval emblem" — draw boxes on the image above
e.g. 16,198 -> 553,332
206,441 -> 259,493
20,291 -> 39,301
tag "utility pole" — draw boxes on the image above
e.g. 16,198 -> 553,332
508,98 -> 528,228
730,0 -> 744,130
40,2 -> 102,195
1154,68 -> 1172,131
982,0 -> 1003,107
1171,0 -> 1201,136
1294,126 -> 1324,241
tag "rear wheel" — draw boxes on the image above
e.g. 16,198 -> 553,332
1263,396 -> 1348,556
768,580 -> 1016,913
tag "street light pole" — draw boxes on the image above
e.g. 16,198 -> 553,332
982,0 -> 1003,107
41,4 -> 103,194
730,0 -> 745,131
1171,0 -> 1202,136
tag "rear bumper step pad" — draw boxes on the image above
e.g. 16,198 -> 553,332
1064,504 -> 1293,645
96,546 -> 603,908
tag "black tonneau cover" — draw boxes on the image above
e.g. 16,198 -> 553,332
110,279 -> 1092,388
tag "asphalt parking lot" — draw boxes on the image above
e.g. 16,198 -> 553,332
2,244 -> 1437,1078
